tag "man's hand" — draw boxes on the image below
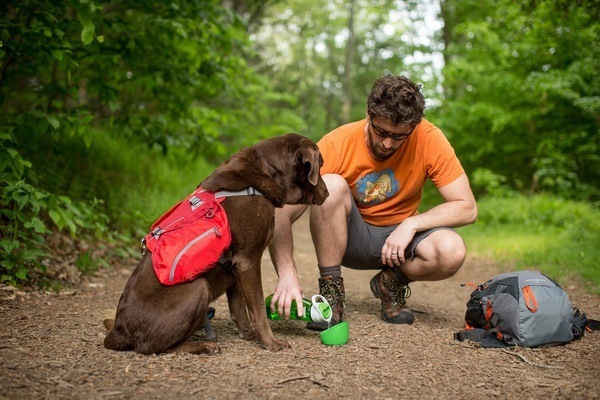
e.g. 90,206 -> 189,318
380,173 -> 477,268
268,204 -> 308,319
271,271 -> 305,319
381,217 -> 417,266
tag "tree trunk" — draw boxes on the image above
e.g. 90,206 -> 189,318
342,0 -> 356,123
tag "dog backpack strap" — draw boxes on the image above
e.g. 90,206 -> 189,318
142,188 -> 216,255
142,199 -> 187,254
214,187 -> 264,199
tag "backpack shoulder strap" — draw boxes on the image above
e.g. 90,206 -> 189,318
454,328 -> 496,342
572,308 -> 600,336
454,328 -> 509,348
586,319 -> 600,332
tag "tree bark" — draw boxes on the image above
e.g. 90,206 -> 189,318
342,0 -> 356,123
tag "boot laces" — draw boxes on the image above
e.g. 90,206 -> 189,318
383,274 -> 411,307
319,278 -> 346,307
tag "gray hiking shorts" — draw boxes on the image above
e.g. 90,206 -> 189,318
341,199 -> 453,270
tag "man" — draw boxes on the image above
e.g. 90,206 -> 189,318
268,75 -> 477,329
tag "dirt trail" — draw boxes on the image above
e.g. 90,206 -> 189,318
1,213 -> 599,399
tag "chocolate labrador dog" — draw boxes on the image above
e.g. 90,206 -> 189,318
103,133 -> 328,354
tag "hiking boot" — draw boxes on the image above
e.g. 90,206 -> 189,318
370,268 -> 414,324
306,275 -> 345,331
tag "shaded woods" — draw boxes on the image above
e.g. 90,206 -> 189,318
1,0 -> 598,288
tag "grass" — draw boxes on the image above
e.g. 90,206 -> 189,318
97,136 -> 217,240
33,130 -> 218,246
457,194 -> 600,294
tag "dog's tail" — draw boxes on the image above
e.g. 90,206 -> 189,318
103,318 -> 115,332
103,319 -> 132,351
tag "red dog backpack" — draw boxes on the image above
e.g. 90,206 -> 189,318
142,188 -> 232,286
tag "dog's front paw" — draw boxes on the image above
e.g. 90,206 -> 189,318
168,341 -> 222,355
238,325 -> 259,341
200,342 -> 222,355
264,339 -> 291,352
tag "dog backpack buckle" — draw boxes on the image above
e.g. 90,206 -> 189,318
140,237 -> 147,255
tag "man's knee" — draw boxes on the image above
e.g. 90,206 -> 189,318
312,174 -> 352,214
322,174 -> 350,198
418,230 -> 466,279
436,232 -> 467,277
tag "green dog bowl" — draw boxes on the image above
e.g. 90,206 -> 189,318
320,321 -> 349,346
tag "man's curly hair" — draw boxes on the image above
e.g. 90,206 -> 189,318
366,74 -> 426,127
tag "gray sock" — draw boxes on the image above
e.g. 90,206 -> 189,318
319,264 -> 341,279
391,266 -> 413,284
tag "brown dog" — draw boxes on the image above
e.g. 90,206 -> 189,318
103,133 -> 328,354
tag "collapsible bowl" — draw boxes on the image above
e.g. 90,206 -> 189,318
320,321 -> 349,346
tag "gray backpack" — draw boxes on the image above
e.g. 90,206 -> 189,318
454,270 -> 598,347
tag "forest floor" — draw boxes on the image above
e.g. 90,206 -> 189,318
1,213 -> 599,399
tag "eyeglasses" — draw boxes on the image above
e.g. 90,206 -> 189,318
370,120 -> 415,141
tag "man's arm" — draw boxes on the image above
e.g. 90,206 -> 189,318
411,173 -> 477,230
267,204 -> 308,318
382,173 -> 477,264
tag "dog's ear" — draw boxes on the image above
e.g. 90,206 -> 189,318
298,146 -> 321,186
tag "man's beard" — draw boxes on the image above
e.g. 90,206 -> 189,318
368,134 -> 397,161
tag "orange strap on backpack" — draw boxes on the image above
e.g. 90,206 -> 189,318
522,286 -> 538,313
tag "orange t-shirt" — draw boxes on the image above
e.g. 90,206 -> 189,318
317,118 -> 464,226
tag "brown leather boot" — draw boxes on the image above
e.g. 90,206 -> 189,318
370,268 -> 414,324
306,275 -> 345,331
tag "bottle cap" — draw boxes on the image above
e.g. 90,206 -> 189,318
310,294 -> 332,323
318,303 -> 331,319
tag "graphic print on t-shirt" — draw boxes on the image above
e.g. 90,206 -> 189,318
354,169 -> 399,207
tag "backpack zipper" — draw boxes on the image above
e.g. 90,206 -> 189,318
168,227 -> 222,282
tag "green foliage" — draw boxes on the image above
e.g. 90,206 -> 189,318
0,0 -> 296,286
84,131 -> 215,237
9,121 -> 216,239
251,0 -> 439,138
0,0 -> 274,154
471,168 -> 514,197
75,250 -> 102,274
438,0 -> 600,202
459,194 -> 600,294
0,131 -> 109,285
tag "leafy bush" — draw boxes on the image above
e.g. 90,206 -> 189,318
438,0 -> 599,202
470,168 -> 515,198
77,131 -> 215,237
0,0 -> 287,287
0,131 -> 109,285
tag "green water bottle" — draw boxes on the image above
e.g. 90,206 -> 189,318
265,294 -> 332,323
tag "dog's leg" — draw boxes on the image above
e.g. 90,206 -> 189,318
163,341 -> 221,355
103,317 -> 135,351
103,323 -> 133,351
234,258 -> 291,351
227,284 -> 259,341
